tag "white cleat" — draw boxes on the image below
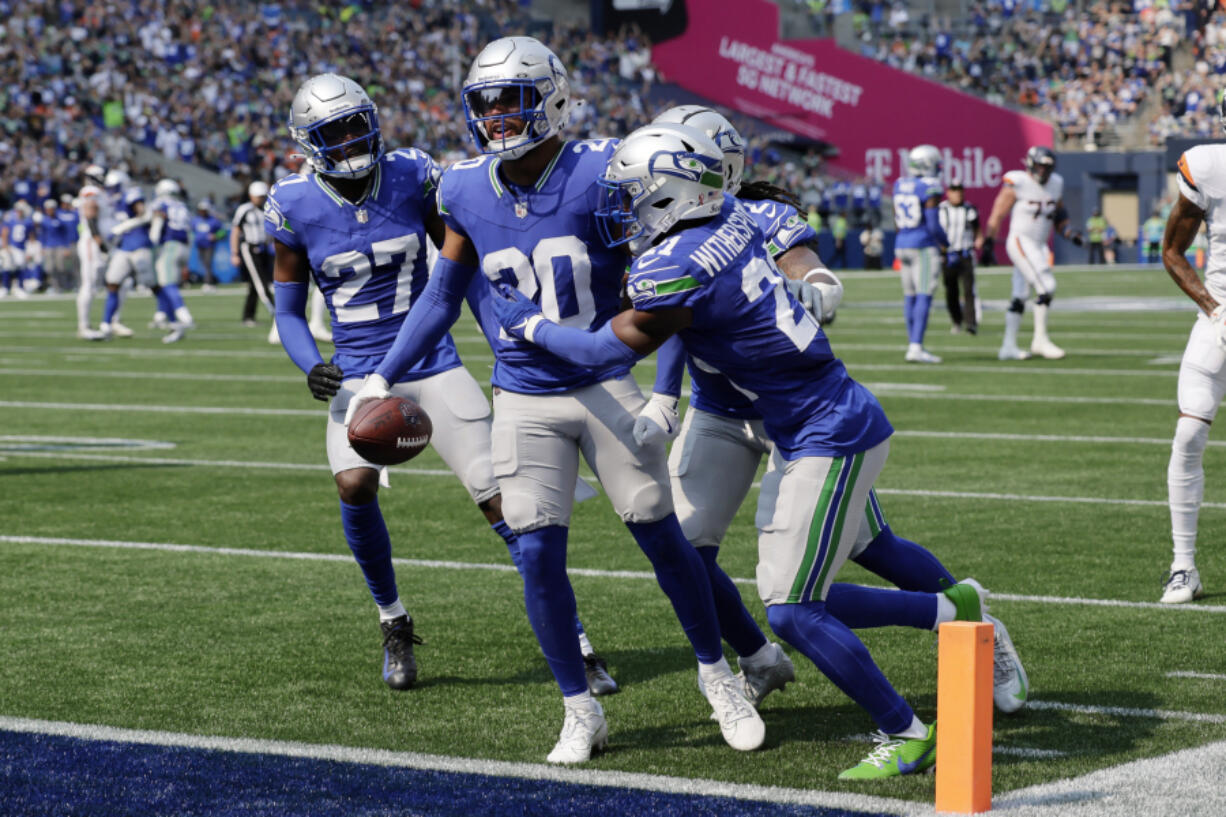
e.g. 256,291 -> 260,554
985,613 -> 1029,714
149,313 -> 171,330
546,696 -> 607,764
704,672 -> 766,751
1030,339 -> 1065,360
904,345 -> 942,364
12,286 -> 29,299
77,327 -> 106,341
1160,568 -> 1204,604
162,327 -> 186,344
268,324 -> 280,345
998,346 -> 1032,361
110,321 -> 134,338
738,643 -> 796,708
309,322 -> 333,343
98,323 -> 114,341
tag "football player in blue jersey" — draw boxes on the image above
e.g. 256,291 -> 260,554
892,144 -> 949,364
1,201 -> 33,298
490,123 -> 949,779
100,186 -> 181,341
640,109 -> 1028,718
267,73 -> 616,698
150,179 -> 196,343
346,38 -> 763,764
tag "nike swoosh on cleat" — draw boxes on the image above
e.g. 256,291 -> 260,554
894,746 -> 935,775
1014,674 -> 1028,702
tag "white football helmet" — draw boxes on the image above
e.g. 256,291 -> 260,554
289,73 -> 384,178
1024,145 -> 1056,184
652,105 -> 745,194
155,178 -> 181,198
84,164 -> 106,187
462,36 -> 571,160
595,123 -> 725,255
104,168 -> 130,191
908,144 -> 942,178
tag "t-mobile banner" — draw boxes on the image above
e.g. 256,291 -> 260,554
651,0 -> 1054,221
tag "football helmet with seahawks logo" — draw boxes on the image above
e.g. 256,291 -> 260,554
462,37 -> 571,160
908,144 -> 942,179
595,123 -> 725,255
289,73 -> 384,179
652,105 -> 745,195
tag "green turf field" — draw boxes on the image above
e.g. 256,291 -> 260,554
2,264 -> 1224,804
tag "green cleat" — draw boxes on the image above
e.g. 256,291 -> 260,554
838,723 -> 937,780
942,578 -> 988,622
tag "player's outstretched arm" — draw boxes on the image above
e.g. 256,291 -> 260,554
1164,194 -> 1216,316
271,239 -> 338,400
491,283 -> 689,366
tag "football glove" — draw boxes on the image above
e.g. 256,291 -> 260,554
1067,231 -> 1084,246
1210,304 -> 1226,350
801,268 -> 844,324
491,283 -> 545,342
343,373 -> 391,426
307,362 -> 344,402
634,392 -> 681,448
784,278 -> 824,322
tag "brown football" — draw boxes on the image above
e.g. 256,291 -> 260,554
346,397 -> 433,465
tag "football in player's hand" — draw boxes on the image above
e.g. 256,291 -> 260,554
346,397 -> 433,465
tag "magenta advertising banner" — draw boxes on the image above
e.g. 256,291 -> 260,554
651,0 -> 1055,222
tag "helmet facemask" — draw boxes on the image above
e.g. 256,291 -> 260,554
292,106 -> 383,179
464,80 -> 556,158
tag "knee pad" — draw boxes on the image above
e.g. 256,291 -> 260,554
1036,292 -> 1053,307
1173,416 -> 1211,458
617,479 -> 672,524
765,601 -> 827,646
1009,298 -> 1025,314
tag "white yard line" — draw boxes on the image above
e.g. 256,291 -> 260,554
1166,671 -> 1226,681
849,363 -> 1177,378
6,534 -> 1226,615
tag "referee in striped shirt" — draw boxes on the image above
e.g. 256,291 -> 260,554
230,181 -> 276,336
938,182 -> 981,335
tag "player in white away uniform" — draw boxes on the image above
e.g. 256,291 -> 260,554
1157,123 -> 1226,604
984,146 -> 1083,360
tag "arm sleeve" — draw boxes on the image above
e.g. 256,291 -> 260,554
374,255 -> 474,382
651,335 -> 685,398
273,281 -> 324,374
924,203 -> 950,248
531,319 -> 641,369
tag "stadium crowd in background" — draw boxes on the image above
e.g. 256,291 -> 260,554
851,0 -> 1199,148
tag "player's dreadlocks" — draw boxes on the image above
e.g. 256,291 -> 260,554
737,179 -> 803,211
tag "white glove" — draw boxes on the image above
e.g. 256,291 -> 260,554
803,268 -> 844,324
343,373 -> 391,426
633,393 -> 681,447
1211,304 -> 1226,350
783,278 -> 825,322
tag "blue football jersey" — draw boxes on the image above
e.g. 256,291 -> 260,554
192,215 -> 222,248
686,194 -> 818,422
892,175 -> 943,249
38,211 -> 66,247
439,139 -> 631,393
265,148 -> 461,379
154,197 -> 192,243
58,210 -> 80,244
115,188 -> 153,251
4,212 -> 31,249
628,198 -> 892,460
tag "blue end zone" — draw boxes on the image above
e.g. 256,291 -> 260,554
1,729 -> 901,817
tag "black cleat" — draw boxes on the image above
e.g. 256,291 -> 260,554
380,616 -> 423,690
583,653 -> 620,696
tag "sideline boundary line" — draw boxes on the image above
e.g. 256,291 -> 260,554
0,716 -> 921,816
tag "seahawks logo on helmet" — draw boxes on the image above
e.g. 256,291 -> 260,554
648,150 -> 725,190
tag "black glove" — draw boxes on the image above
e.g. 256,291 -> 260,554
1068,231 -> 1084,247
307,362 -> 344,401
979,236 -> 994,265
